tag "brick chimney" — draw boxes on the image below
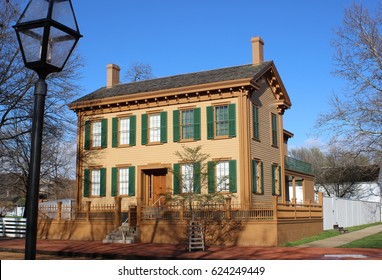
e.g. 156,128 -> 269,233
251,36 -> 264,65
106,64 -> 120,88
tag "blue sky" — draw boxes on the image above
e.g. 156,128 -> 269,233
67,0 -> 378,149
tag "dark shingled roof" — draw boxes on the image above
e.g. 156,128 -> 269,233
73,61 -> 273,103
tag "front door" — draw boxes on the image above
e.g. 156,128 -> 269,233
143,169 -> 167,207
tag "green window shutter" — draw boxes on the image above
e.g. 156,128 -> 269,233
129,115 -> 136,146
100,168 -> 107,197
173,163 -> 180,195
272,113 -> 278,146
129,166 -> 136,196
193,162 -> 201,194
193,108 -> 201,141
207,161 -> 215,193
84,121 -> 91,150
83,169 -> 90,197
229,160 -> 237,193
101,119 -> 108,148
173,110 -> 180,142
228,104 -> 236,137
253,106 -> 259,139
206,106 -> 214,139
160,112 -> 167,143
279,166 -> 282,196
261,162 -> 264,194
111,167 -> 118,197
112,118 -> 118,148
272,165 -> 276,195
141,114 -> 148,145
252,160 -> 257,193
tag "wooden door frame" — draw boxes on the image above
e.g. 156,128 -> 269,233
137,163 -> 171,207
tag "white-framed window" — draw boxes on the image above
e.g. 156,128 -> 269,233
272,164 -> 281,195
252,160 -> 263,194
91,169 -> 101,196
215,105 -> 229,136
181,163 -> 194,193
92,121 -> 102,148
149,113 -> 161,142
216,161 -> 229,192
181,109 -> 194,140
119,167 -> 130,195
119,117 -> 130,145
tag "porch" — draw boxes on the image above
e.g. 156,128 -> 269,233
37,194 -> 323,245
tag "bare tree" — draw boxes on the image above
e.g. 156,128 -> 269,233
318,2 -> 382,161
124,62 -> 154,82
169,145 -> 224,218
290,146 -> 379,199
0,0 -> 82,198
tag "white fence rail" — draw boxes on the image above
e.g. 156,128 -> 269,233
0,217 -> 27,238
323,196 -> 381,230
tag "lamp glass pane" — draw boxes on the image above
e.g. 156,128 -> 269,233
51,0 -> 78,31
47,26 -> 76,68
19,27 -> 44,63
18,0 -> 49,24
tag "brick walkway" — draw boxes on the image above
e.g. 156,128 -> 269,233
1,238 -> 382,260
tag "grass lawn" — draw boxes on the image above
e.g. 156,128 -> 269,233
282,222 -> 382,247
339,231 -> 382,248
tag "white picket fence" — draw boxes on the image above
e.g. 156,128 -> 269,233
0,217 -> 27,238
323,196 -> 381,230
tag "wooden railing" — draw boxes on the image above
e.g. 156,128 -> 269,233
38,193 -> 323,224
140,194 -> 323,222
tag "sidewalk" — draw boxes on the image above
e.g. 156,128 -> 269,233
298,224 -> 382,248
1,224 -> 381,260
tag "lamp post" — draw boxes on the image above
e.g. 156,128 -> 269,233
13,0 -> 82,260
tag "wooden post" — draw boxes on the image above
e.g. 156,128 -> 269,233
57,201 -> 62,221
318,192 -> 323,206
114,196 -> 122,228
86,201 -> 91,221
272,196 -> 278,220
225,197 -> 232,220
179,208 -> 184,221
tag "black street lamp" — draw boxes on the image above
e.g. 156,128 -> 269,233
13,0 -> 82,260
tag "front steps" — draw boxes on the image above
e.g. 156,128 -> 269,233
103,224 -> 138,244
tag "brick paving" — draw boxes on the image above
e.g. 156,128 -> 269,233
1,224 -> 382,260
1,238 -> 382,260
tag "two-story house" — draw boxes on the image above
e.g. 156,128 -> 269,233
64,37 -> 322,246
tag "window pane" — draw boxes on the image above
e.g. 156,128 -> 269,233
120,118 -> 130,145
255,161 -> 261,193
215,106 -> 229,136
92,121 -> 101,147
91,170 -> 101,196
216,161 -> 229,192
182,164 -> 193,193
181,109 -> 194,139
149,114 -> 160,142
119,168 -> 129,195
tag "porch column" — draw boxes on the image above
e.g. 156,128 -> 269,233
277,107 -> 286,203
238,89 -> 251,208
292,176 -> 296,202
